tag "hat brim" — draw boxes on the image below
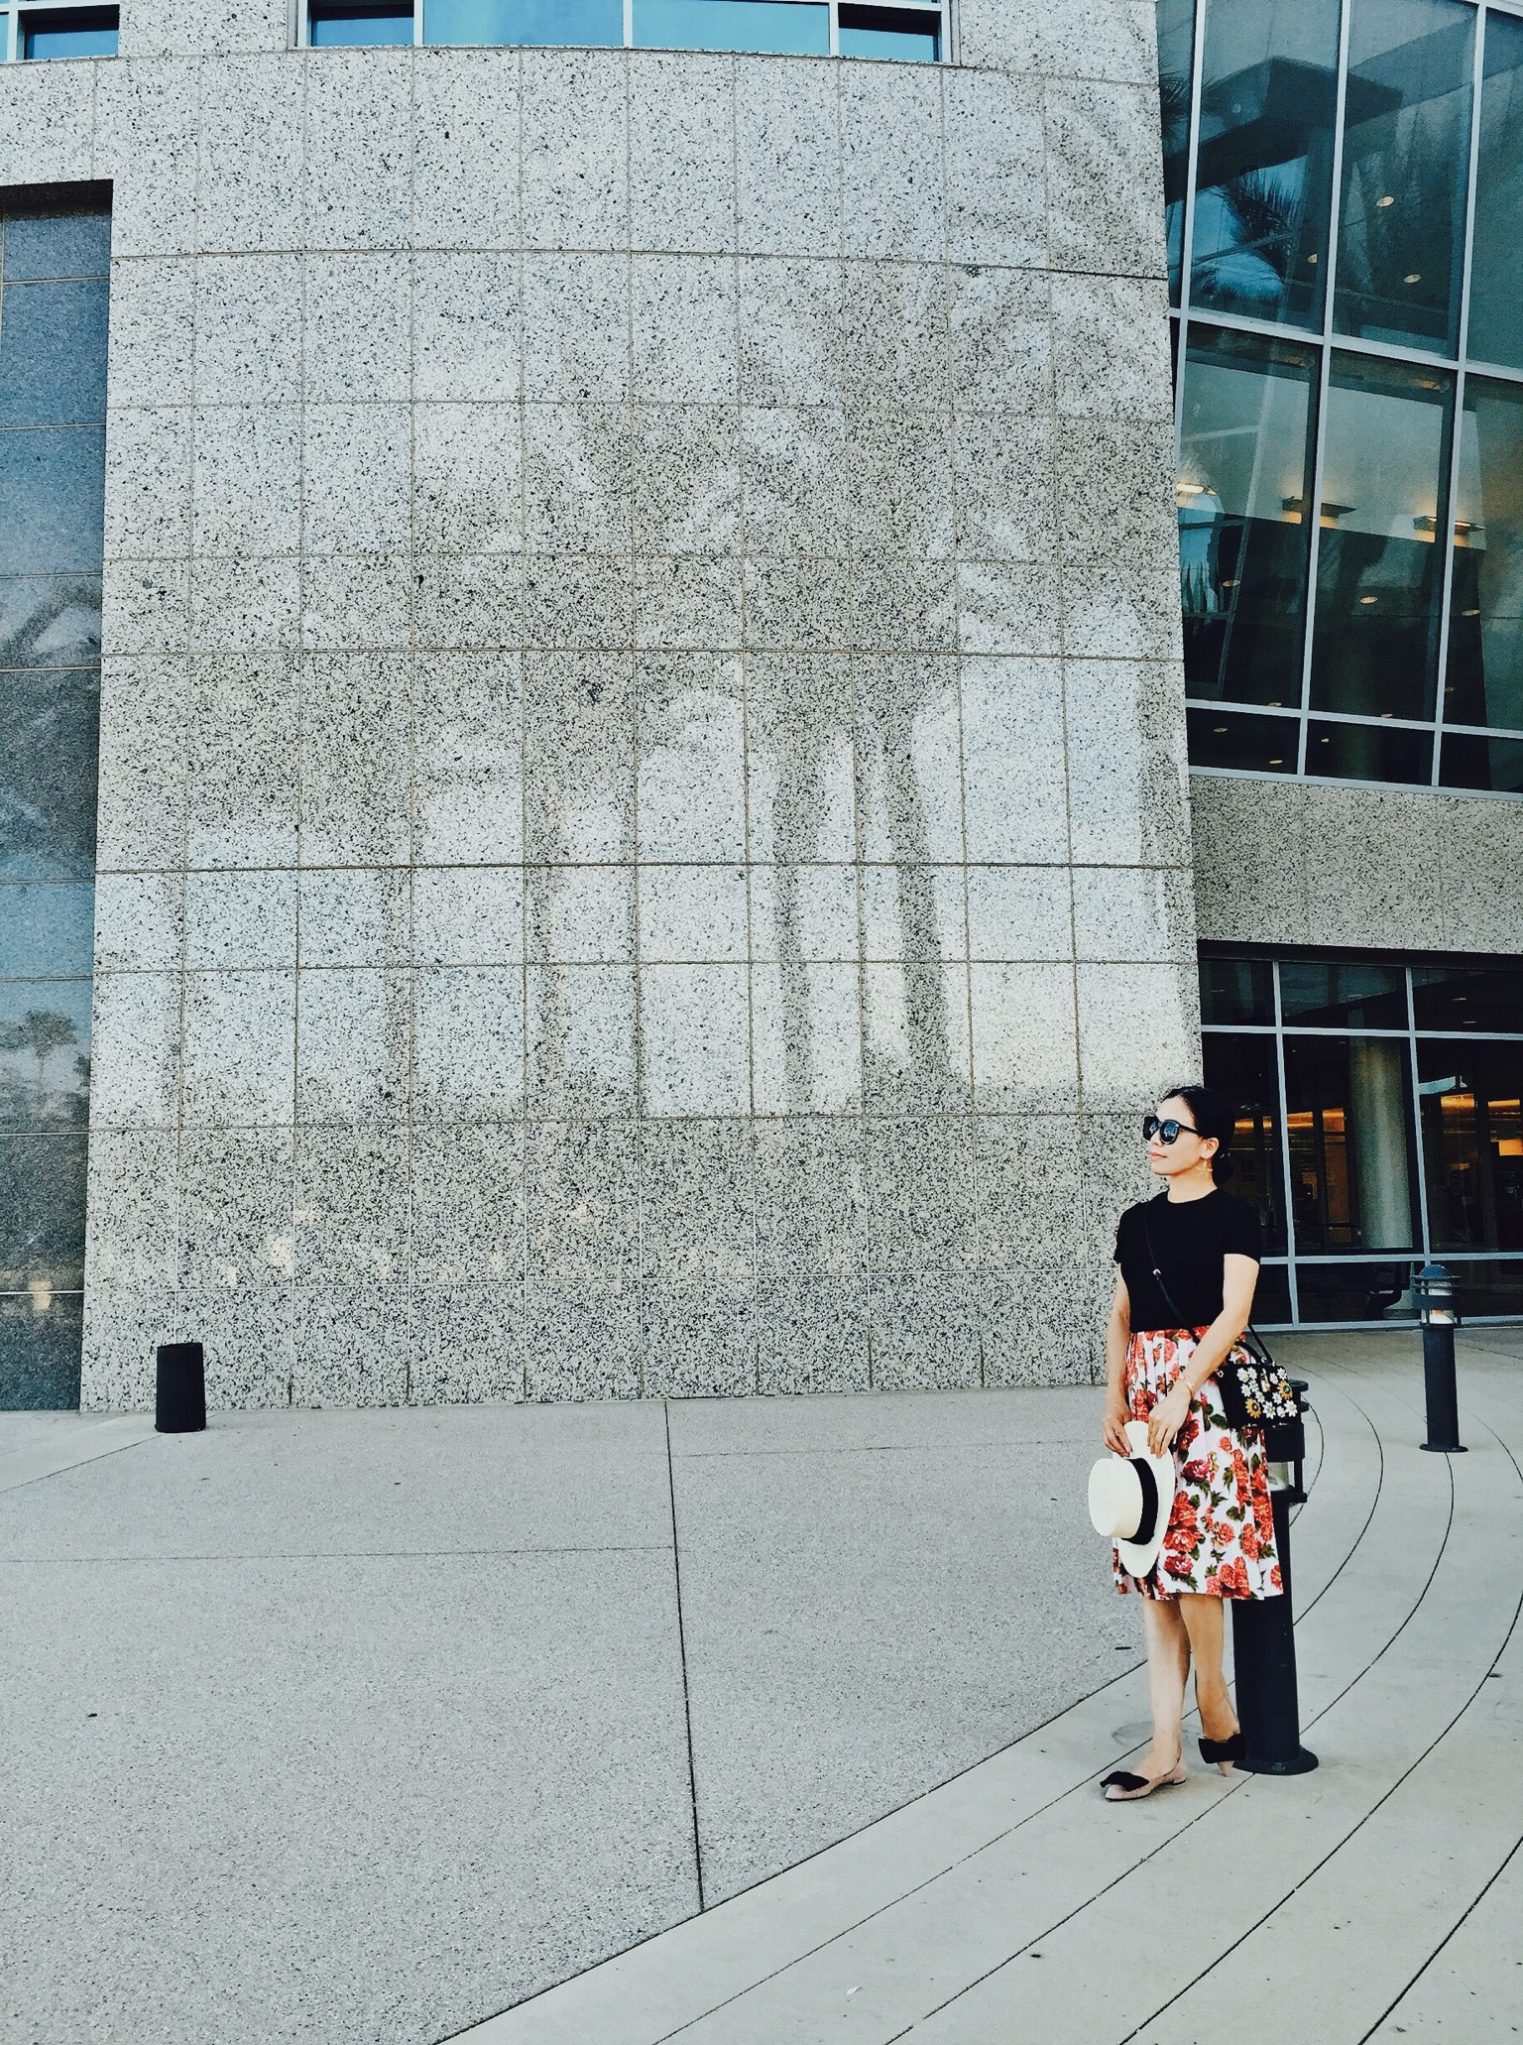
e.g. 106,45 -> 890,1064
1114,1421 -> 1176,1580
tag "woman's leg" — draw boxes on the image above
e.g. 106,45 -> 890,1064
1139,1596 -> 1191,1773
1177,1593 -> 1239,1740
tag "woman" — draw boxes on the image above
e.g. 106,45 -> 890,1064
1100,1083 -> 1282,1803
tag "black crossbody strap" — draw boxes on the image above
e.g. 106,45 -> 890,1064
1139,1205 -> 1269,1353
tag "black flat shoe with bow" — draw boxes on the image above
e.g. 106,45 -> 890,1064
1198,1730 -> 1245,1774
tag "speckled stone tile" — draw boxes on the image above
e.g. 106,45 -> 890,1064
745,653 -> 857,864
1076,960 -> 1199,1114
195,51 -> 305,251
83,1130 -> 180,1289
291,1284 -> 410,1408
526,866 -> 634,966
102,559 -> 192,657
641,1279 -> 757,1398
639,1118 -> 755,1283
948,265 -> 1051,414
945,67 -> 1046,268
180,1286 -> 295,1408
523,403 -> 633,555
634,555 -> 745,650
523,1277 -> 641,1401
980,1269 -> 1098,1387
862,961 -> 971,1114
191,404 -> 301,557
749,865 -> 858,962
190,556 -> 302,653
973,1114 -> 1084,1270
105,255 -> 195,408
1301,785 -> 1448,953
295,968 -> 412,1125
868,1272 -> 983,1391
966,865 -> 1073,962
752,962 -> 864,1115
739,257 -> 842,405
413,553 -> 524,654
840,64 -> 944,264
411,1122 -> 524,1287
413,250 -> 520,404
301,49 -> 411,252
92,872 -> 184,974
835,263 -> 946,417
178,1125 -> 295,1291
953,411 -> 1055,560
1055,414 -> 1175,570
1044,76 -> 1166,277
639,865 -> 748,963
411,1286 -> 525,1405
864,1117 -> 977,1275
184,652 -> 300,868
1437,792 -> 1523,952
525,1120 -> 640,1284
631,407 -> 742,555
104,406 -> 193,560
87,972 -> 179,1130
412,867 -> 525,968
194,251 -> 301,405
1052,272 -> 1173,420
412,967 -> 526,1123
79,1284 -> 183,1412
1060,555 -> 1182,662
849,555 -> 959,654
303,403 -> 412,557
629,50 -> 735,252
300,552 -> 413,651
843,407 -> 955,560
861,864 -> 965,962
1072,863 -> 1196,964
184,870 -> 297,971
741,407 -> 851,557
969,961 -> 1079,1112
303,252 -> 410,403
1187,772 -> 1310,948
522,252 -> 630,403
94,59 -> 198,258
299,869 -> 412,970
521,48 -> 628,252
1079,1110 -> 1159,1258
637,652 -> 747,859
741,556 -> 853,651
294,1125 -> 409,1287
633,255 -> 739,404
412,651 -> 523,865
734,56 -> 841,259
181,970 -> 297,1126
522,653 -> 637,863
753,1117 -> 866,1277
854,654 -> 964,864
1065,658 -> 1191,867
756,1274 -> 870,1394
95,657 -> 188,873
414,48 -> 520,249
298,652 -> 411,867
525,964 -> 638,1116
640,964 -> 751,1117
414,403 -> 523,554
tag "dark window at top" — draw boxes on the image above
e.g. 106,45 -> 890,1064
1200,953 -> 1275,1027
310,2 -> 413,46
20,7 -> 119,59
839,6 -> 938,61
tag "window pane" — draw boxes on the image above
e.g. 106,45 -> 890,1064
1199,952 -> 1275,1025
0,1290 -> 83,1411
0,981 -> 92,1131
1411,961 -> 1523,1033
310,3 -> 414,43
1440,732 -> 1523,794
1306,717 -> 1432,784
1465,11 -> 1523,369
425,0 -> 624,42
1283,1033 -> 1420,1251
1445,377 -> 1523,732
0,281 -> 110,427
0,883 -> 94,978
0,428 -> 107,575
1177,327 -> 1317,706
1416,1038 -> 1523,1252
1446,1257 -> 1523,1318
1158,0 -> 1194,306
0,575 -> 101,668
1334,0 -> 1474,355
1,211 -> 112,279
23,14 -> 119,59
633,0 -> 829,52
1200,1029 -> 1288,1252
1186,705 -> 1299,770
1280,957 -> 1407,1029
0,1134 -> 88,1289
839,6 -> 937,61
1309,353 -> 1450,723
1293,1258 -> 1417,1320
1189,0 -> 1339,328
0,668 -> 101,882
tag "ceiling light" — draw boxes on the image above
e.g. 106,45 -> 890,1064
1377,194 -> 1395,209
1307,252 -> 1319,264
1404,272 -> 1422,284
1359,594 -> 1379,604
1268,757 -> 1285,765
1213,725 -> 1229,733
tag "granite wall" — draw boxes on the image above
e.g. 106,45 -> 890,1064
0,0 -> 1195,1407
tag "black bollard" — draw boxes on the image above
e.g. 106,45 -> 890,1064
155,1341 -> 206,1433
1416,1262 -> 1467,1454
1233,1382 -> 1318,1776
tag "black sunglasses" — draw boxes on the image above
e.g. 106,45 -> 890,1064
1142,1114 -> 1200,1145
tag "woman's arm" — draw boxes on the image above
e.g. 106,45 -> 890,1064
1102,1271 -> 1132,1453
1146,1253 -> 1259,1455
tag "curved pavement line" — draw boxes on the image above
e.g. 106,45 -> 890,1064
441,1361 -> 1389,2045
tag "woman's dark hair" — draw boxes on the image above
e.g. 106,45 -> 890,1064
1160,1082 -> 1239,1183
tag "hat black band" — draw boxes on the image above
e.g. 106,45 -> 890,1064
1128,1459 -> 1160,1545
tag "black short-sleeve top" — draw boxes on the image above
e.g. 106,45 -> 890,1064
1113,1188 -> 1263,1332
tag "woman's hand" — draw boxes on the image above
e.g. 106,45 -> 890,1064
1102,1398 -> 1131,1456
1147,1381 -> 1194,1458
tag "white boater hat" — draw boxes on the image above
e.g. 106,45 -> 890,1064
1088,1420 -> 1176,1579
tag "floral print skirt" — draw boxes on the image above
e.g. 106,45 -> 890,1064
1112,1326 -> 1284,1601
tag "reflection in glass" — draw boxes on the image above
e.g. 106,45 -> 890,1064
1445,377 -> 1523,732
1283,1033 -> 1420,1252
0,884 -> 95,978
1156,0 -> 1195,305
0,282 -> 110,427
1445,1258 -> 1523,1318
1279,957 -> 1407,1029
0,428 -> 107,576
1199,952 -> 1275,1026
1466,11 -> 1523,370
0,1292 -> 84,1411
1334,0 -> 1473,354
1185,705 -> 1298,771
1,211 -> 112,280
424,0 -> 624,39
1306,717 -> 1431,784
0,980 -> 92,1132
0,669 -> 102,881
1177,328 -> 1317,706
1200,1029 -> 1288,1252
1441,732 -> 1523,793
1412,961 -> 1523,1033
309,1 -> 413,42
1189,0 -> 1338,327
1309,353 -> 1450,722
0,576 -> 101,668
839,5 -> 937,61
634,0 -> 829,52
1293,1258 -> 1416,1320
1417,1038 -> 1523,1253
22,12 -> 118,59
0,1134 -> 88,1289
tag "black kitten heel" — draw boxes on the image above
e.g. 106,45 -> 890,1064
1198,1731 -> 1244,1775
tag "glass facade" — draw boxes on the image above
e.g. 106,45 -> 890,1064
1,5 -> 117,60
1163,0 -> 1523,791
0,194 -> 109,1409
304,0 -> 941,56
1202,948 -> 1523,1324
